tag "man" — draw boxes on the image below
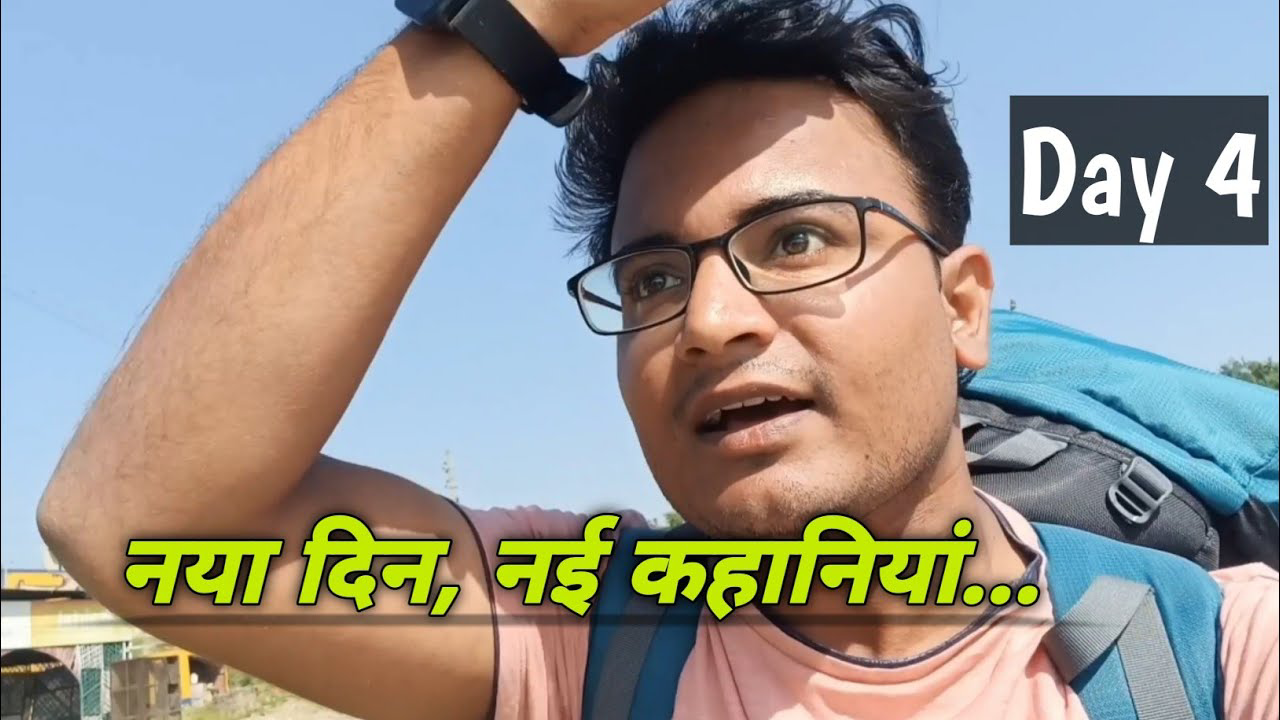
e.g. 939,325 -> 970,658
36,1 -> 1278,719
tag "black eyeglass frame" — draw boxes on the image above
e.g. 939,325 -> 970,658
565,196 -> 952,336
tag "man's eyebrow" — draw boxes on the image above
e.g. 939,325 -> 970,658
612,189 -> 844,256
614,231 -> 682,255
733,189 -> 841,225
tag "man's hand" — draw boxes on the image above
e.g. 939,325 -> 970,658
517,0 -> 672,57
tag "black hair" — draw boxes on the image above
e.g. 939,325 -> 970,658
554,0 -> 970,265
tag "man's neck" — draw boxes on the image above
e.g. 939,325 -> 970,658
762,438 -> 1030,661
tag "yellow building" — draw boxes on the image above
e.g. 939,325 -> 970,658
2,568 -> 226,720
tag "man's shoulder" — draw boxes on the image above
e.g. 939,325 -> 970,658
1210,561 -> 1279,588
1211,561 -> 1278,629
1211,563 -> 1279,720
459,503 -> 652,549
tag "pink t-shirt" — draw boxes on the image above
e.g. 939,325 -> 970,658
462,494 -> 1278,720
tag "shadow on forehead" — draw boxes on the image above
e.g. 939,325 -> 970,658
611,80 -> 903,255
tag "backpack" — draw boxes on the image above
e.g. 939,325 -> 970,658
581,310 -> 1280,720
962,310 -> 1278,571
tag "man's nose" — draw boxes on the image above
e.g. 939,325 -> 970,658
675,251 -> 778,365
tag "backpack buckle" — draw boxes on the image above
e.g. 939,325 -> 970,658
1107,456 -> 1173,525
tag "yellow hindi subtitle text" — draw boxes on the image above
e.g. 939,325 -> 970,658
125,539 -> 283,605
488,514 -> 1040,620
629,516 -> 1004,619
493,514 -> 620,616
123,513 -> 1040,619
123,514 -> 459,615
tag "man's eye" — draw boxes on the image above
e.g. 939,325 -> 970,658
633,270 -> 684,298
772,228 -> 830,257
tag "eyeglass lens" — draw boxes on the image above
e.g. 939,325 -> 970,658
577,201 -> 868,333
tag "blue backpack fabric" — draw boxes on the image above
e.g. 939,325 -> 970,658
582,523 -> 1225,720
1032,524 -> 1223,720
961,311 -> 1278,570
583,526 -> 703,720
967,310 -> 1278,517
581,311 -> 1273,719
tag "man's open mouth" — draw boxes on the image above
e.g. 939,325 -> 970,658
696,396 -> 816,435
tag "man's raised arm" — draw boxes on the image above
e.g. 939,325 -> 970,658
35,5 -> 662,719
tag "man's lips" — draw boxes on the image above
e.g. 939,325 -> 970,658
697,397 -> 816,435
687,383 -> 817,435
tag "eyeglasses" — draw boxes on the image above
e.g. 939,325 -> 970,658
565,196 -> 951,336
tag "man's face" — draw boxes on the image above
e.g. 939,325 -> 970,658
611,79 -> 989,539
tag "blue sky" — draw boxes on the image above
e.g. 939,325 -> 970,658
2,1 -> 1277,567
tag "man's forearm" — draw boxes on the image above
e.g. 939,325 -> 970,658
40,26 -> 519,539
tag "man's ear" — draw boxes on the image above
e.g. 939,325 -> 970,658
939,245 -> 994,373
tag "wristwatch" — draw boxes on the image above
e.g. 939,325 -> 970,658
396,0 -> 591,127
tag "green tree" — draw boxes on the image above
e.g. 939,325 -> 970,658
659,510 -> 684,529
1220,358 -> 1279,390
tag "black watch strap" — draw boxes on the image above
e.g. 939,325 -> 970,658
437,0 -> 590,126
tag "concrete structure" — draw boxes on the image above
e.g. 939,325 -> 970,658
2,568 -> 138,720
2,566 -> 225,720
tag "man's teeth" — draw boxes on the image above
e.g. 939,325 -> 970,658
703,396 -> 792,427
